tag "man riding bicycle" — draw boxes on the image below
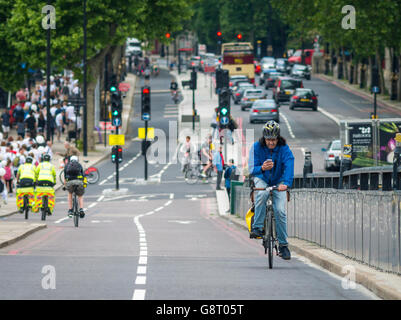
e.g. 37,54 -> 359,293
16,156 -> 36,213
248,120 -> 294,260
64,156 -> 86,219
33,153 -> 56,214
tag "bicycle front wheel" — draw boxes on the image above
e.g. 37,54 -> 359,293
85,167 -> 100,184
185,168 -> 198,184
59,170 -> 65,185
264,208 -> 274,269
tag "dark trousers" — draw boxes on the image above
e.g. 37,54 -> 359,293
227,187 -> 231,199
216,171 -> 223,190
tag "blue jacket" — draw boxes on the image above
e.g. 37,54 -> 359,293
249,141 -> 294,187
212,151 -> 224,172
224,165 -> 237,188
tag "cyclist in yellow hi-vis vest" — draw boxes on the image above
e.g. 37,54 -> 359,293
33,154 -> 56,215
16,156 -> 36,213
35,154 -> 56,187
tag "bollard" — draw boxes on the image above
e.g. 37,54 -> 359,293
339,144 -> 352,189
392,133 -> 401,190
303,151 -> 313,188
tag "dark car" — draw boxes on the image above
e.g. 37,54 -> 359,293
264,71 -> 284,89
259,69 -> 276,85
275,58 -> 291,74
273,77 -> 304,103
233,83 -> 255,104
229,75 -> 248,88
290,64 -> 311,80
289,88 -> 318,111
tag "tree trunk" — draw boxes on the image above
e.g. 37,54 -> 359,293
376,50 -> 387,95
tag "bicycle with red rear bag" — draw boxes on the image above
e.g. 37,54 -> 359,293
59,159 -> 99,185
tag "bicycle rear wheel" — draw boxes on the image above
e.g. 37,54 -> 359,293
85,167 -> 100,184
73,194 -> 79,228
59,170 -> 65,185
24,196 -> 29,220
41,196 -> 48,221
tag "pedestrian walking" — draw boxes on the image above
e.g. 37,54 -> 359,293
213,144 -> 224,190
224,159 -> 237,199
4,159 -> 14,194
1,110 -> 10,139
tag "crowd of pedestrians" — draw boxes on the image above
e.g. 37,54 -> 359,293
0,73 -> 83,207
1,74 -> 83,145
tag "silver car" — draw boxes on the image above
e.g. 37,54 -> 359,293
249,99 -> 279,124
322,140 -> 342,171
240,89 -> 265,110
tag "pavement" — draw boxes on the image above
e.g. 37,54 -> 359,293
314,73 -> 401,116
0,72 -> 136,248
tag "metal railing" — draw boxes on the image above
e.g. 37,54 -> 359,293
293,166 -> 401,191
231,182 -> 401,275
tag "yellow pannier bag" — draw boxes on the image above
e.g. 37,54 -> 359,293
33,186 -> 55,213
16,187 -> 35,209
245,205 -> 255,233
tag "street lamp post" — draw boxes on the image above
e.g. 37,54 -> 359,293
46,1 -> 51,142
83,0 -> 88,156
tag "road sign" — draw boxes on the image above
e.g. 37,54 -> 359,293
142,113 -> 150,121
109,134 -> 125,146
99,121 -> 115,131
112,117 -> 122,127
119,82 -> 131,92
372,86 -> 380,94
138,127 -> 155,139
220,116 -> 229,126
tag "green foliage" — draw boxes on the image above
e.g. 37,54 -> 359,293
0,0 -> 194,90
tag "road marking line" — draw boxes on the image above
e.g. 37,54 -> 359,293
55,217 -> 69,224
164,200 -> 172,206
88,203 -> 97,209
137,266 -> 147,274
154,207 -> 164,212
97,195 -> 105,202
135,276 -> 146,285
318,107 -> 340,126
132,289 -> 146,300
138,257 -> 147,265
280,113 -> 296,139
170,193 -> 174,199
140,250 -> 148,256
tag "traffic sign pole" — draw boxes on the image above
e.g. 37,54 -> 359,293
115,126 -> 119,190
145,120 -> 148,181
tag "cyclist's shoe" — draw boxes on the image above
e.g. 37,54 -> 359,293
200,172 -> 207,178
79,208 -> 85,218
279,245 -> 291,260
250,228 -> 264,239
68,209 -> 73,218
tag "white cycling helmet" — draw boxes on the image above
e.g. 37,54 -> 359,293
36,135 -> 45,144
70,155 -> 78,162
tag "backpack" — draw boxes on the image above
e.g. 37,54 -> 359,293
13,156 -> 20,168
66,161 -> 81,177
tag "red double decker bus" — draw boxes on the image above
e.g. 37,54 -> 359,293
222,42 -> 255,83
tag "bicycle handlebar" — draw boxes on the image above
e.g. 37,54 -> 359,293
252,185 -> 279,192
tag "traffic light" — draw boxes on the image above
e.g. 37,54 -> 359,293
111,92 -> 122,127
111,145 -> 117,163
111,146 -> 123,163
117,147 -> 123,163
141,86 -> 151,121
218,88 -> 230,128
237,34 -> 242,40
217,31 -> 222,37
216,69 -> 229,90
165,33 -> 171,39
190,70 -> 197,90
109,74 -> 118,92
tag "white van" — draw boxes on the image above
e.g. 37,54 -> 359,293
126,38 -> 142,57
